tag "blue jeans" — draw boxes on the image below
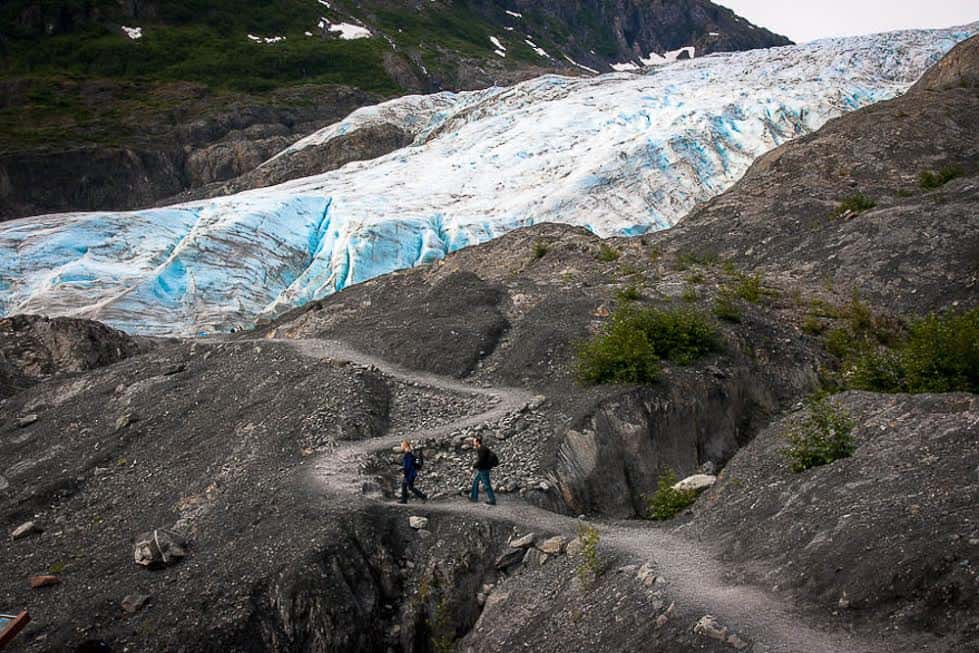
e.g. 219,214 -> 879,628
470,470 -> 496,504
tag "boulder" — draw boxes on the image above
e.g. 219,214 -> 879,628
134,529 -> 189,568
11,521 -> 40,540
30,575 -> 60,589
694,615 -> 728,642
538,536 -> 565,555
672,474 -> 717,493
509,532 -> 535,549
495,548 -> 525,570
121,594 -> 152,613
409,516 -> 429,530
565,537 -> 584,557
16,414 -> 38,428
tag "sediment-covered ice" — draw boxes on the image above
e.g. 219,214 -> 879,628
1,25 -> 975,336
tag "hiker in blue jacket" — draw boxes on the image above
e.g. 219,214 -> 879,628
400,439 -> 428,504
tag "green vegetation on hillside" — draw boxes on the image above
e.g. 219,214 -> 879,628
831,192 -> 877,217
848,307 -> 979,394
576,305 -> 721,385
4,26 -> 399,94
645,470 -> 697,520
783,395 -> 855,472
0,0 -> 524,150
918,164 -> 964,190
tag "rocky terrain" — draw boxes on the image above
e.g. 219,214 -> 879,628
0,28 -> 976,653
0,0 -> 789,219
662,33 -> 979,316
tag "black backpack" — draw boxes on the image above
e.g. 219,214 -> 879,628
488,450 -> 500,469
414,450 -> 424,470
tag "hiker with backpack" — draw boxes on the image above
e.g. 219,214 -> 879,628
469,436 -> 498,506
399,439 -> 428,504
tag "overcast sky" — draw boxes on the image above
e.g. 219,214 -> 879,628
715,1 -> 979,43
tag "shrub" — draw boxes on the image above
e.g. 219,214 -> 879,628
681,286 -> 699,303
575,524 -> 602,585
713,294 -> 741,323
918,165 -> 964,190
832,193 -> 876,217
849,308 -> 979,393
822,295 -> 898,360
643,308 -> 721,364
577,306 -> 721,384
686,271 -> 706,285
675,250 -> 720,271
430,597 -> 454,653
619,263 -> 642,277
576,315 -> 660,384
616,284 -> 642,303
802,314 -> 827,335
596,244 -> 620,262
646,470 -> 696,520
532,241 -> 548,260
783,395 -> 856,473
731,274 -> 769,303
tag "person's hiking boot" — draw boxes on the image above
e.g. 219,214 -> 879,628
485,500 -> 496,506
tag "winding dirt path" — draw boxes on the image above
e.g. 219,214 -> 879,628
282,338 -> 884,653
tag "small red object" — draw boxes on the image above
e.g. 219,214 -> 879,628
29,575 -> 59,589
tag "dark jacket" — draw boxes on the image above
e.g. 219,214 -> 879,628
473,445 -> 493,471
402,452 -> 418,481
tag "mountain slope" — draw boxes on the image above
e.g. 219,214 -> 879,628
0,0 -> 790,218
0,37 -> 976,653
662,33 -> 979,314
0,25 -> 973,336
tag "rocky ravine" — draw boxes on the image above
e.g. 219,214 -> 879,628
1,32 -> 977,653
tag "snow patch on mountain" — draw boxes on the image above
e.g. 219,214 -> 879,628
1,25 -> 975,336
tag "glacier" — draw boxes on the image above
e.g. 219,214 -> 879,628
1,24 -> 975,336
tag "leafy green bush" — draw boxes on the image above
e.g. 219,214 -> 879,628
821,295 -> 898,360
832,193 -> 877,217
802,314 -> 827,335
919,165 -> 964,190
674,250 -> 720,271
576,306 -> 721,385
596,244 -> 621,262
713,294 -> 742,323
575,524 -> 602,585
532,241 -> 549,260
616,284 -> 642,303
645,470 -> 696,520
731,274 -> 765,303
849,308 -> 979,393
577,316 -> 660,384
783,395 -> 856,473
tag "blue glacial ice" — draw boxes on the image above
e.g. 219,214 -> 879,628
0,24 -> 975,336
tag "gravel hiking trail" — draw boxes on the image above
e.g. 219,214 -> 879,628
281,338 -> 886,653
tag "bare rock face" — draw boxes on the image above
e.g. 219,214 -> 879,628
664,35 -> 979,316
912,34 -> 979,91
0,314 -> 144,398
694,392 -> 979,651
